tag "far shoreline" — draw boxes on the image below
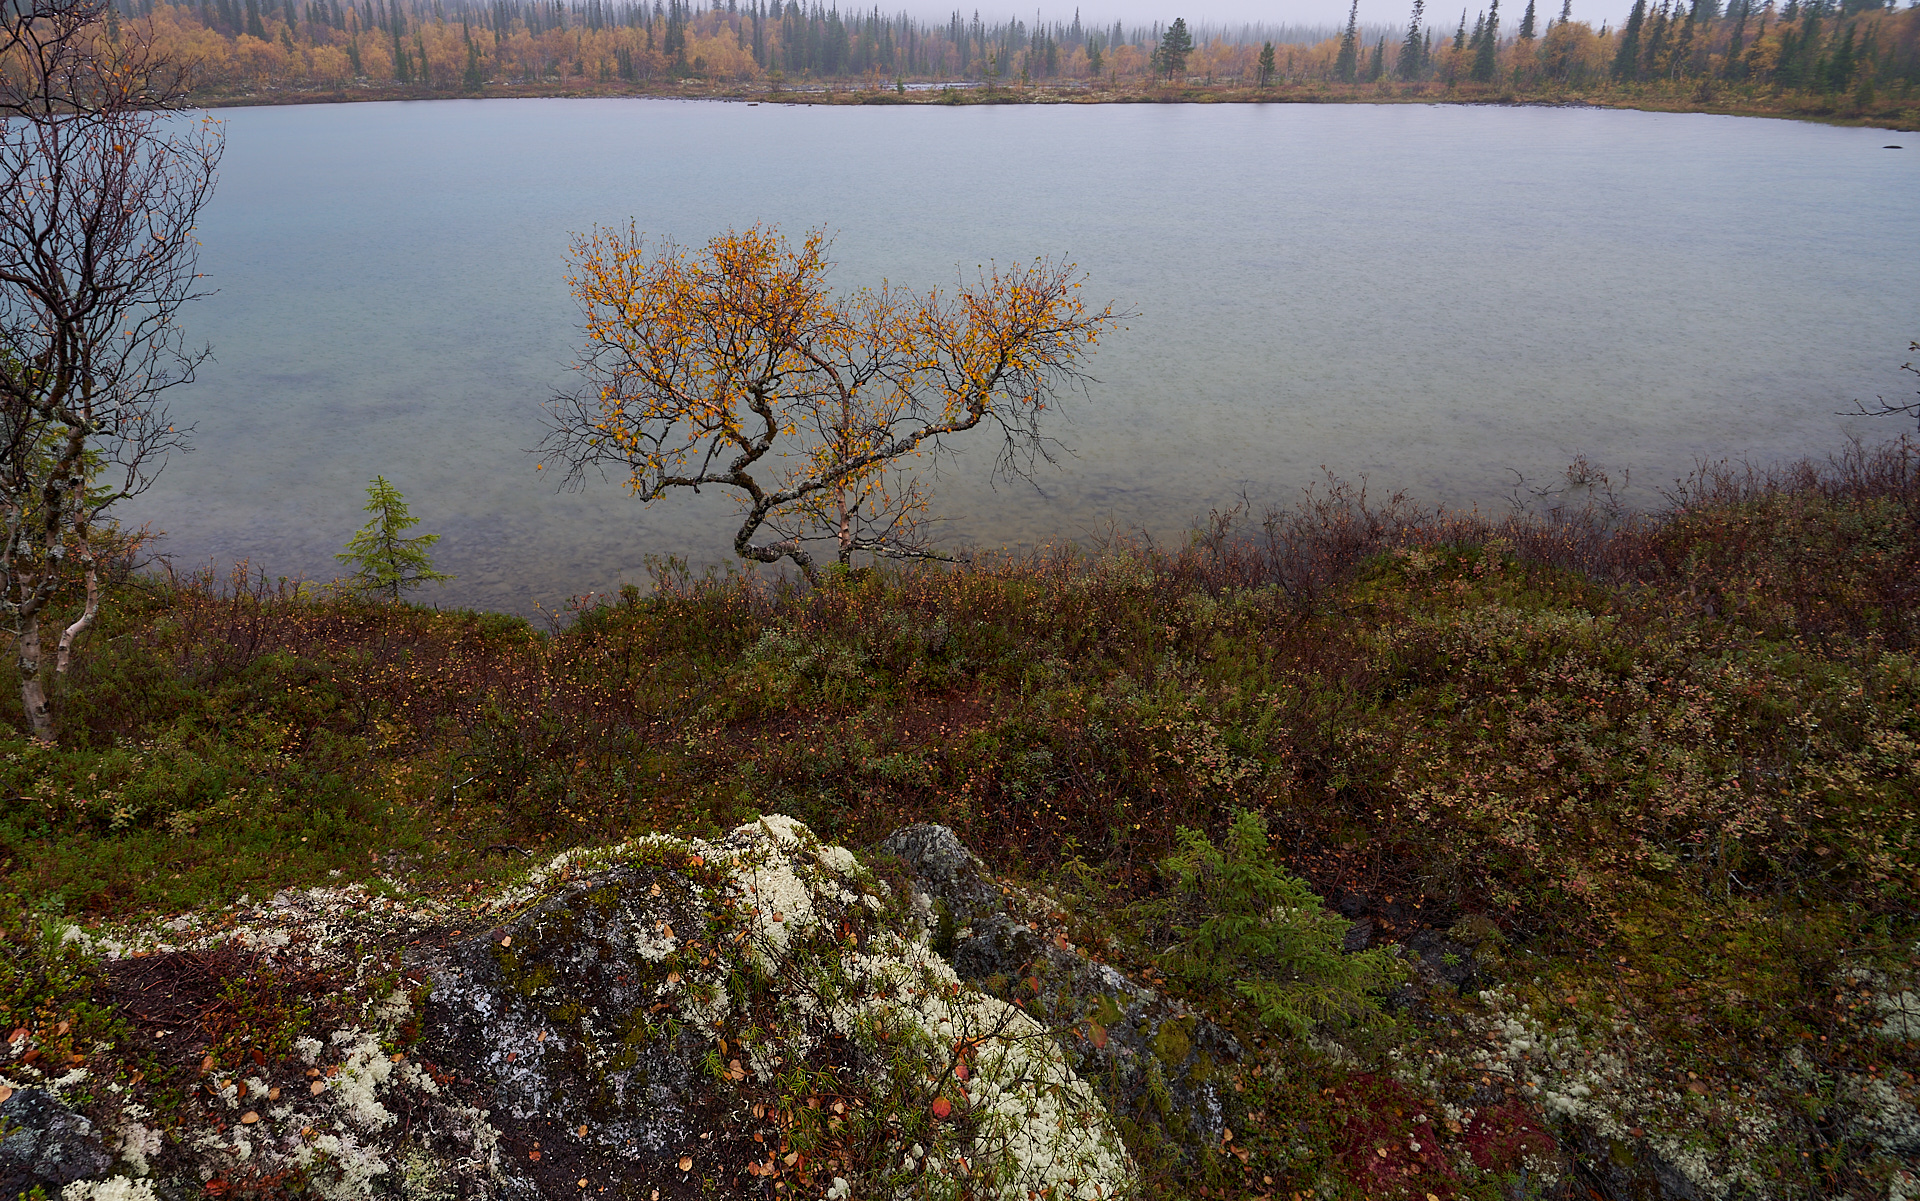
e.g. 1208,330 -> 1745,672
191,79 -> 1920,132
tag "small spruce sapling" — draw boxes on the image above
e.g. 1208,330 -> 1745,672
336,476 -> 453,602
1139,809 -> 1406,1038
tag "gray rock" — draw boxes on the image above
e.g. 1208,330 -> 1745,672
418,861 -> 710,1179
1405,927 -> 1478,992
876,822 -> 1004,936
882,824 -> 1247,1156
0,1087 -> 113,1196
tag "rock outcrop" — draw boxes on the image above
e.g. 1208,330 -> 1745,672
14,817 -> 1135,1200
878,824 -> 1246,1163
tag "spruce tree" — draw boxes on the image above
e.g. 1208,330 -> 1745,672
1400,0 -> 1425,77
1519,0 -> 1536,38
1257,39 -> 1275,84
1157,16 -> 1192,79
1470,0 -> 1498,78
1724,0 -> 1748,78
1824,23 -> 1854,92
1673,4 -> 1696,77
1368,35 -> 1386,78
1612,0 -> 1646,78
1640,0 -> 1670,79
1336,0 -> 1361,80
336,477 -> 453,603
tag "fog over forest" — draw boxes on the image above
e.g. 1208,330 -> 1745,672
889,0 -> 1642,37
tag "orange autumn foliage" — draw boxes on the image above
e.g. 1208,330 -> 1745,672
542,224 -> 1117,582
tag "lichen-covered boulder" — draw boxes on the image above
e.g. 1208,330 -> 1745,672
418,815 -> 1135,1200
12,818 -> 1133,1201
879,823 -> 1245,1161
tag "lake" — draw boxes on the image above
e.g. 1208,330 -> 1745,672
124,98 -> 1919,615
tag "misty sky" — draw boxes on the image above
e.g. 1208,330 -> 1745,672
901,0 -> 1636,34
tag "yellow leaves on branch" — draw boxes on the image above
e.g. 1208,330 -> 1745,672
554,221 -> 1117,573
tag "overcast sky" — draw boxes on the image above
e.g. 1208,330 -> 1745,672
906,0 -> 1636,33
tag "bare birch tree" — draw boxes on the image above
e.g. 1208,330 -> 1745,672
0,0 -> 221,740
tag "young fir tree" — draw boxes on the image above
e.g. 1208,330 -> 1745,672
1137,811 -> 1407,1038
1367,35 -> 1386,78
337,477 -> 453,603
1256,39 -> 1275,84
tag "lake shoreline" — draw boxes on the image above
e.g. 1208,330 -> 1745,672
191,78 -> 1920,131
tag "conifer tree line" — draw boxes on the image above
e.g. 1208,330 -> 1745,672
83,0 -> 1920,92
1380,0 -> 1918,90
88,0 -> 1404,88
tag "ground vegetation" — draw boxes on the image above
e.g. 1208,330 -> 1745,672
2,435 -> 1917,1197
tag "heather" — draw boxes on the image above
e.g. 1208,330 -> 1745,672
3,438 -> 1917,1198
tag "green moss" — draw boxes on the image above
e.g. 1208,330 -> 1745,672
1152,1014 -> 1194,1065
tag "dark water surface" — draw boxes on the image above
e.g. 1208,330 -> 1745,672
128,98 -> 1919,614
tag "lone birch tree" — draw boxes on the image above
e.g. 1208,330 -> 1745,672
0,0 -> 222,740
541,224 -> 1118,585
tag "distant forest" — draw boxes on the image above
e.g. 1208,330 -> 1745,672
107,0 -> 1920,105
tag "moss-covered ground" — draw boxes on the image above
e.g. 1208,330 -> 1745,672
3,439 -> 1917,1198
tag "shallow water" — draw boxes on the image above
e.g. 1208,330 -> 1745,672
123,98 -> 1920,614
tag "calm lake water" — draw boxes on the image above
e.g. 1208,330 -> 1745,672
125,98 -> 1919,615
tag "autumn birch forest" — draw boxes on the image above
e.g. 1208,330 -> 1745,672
82,0 -> 1920,122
